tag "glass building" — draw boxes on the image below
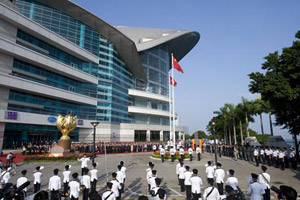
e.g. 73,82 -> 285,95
0,0 -> 199,148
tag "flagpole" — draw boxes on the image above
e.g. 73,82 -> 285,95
171,53 -> 176,149
169,70 -> 172,144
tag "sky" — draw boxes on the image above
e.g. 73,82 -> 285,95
73,0 -> 300,139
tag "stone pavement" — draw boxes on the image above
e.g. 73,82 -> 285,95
9,152 -> 300,199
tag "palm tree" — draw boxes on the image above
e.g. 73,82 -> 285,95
264,101 -> 274,136
226,103 -> 238,145
236,103 -> 245,144
253,97 -> 267,146
214,105 -> 230,143
241,97 -> 255,138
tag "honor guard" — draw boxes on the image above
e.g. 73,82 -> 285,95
102,182 -> 116,200
69,173 -> 80,200
116,165 -> 125,193
260,148 -> 265,164
17,170 -> 28,195
63,165 -> 71,195
178,163 -> 186,192
188,147 -> 193,161
184,166 -> 192,200
148,170 -> 158,191
49,169 -> 61,200
170,147 -> 176,162
120,161 -> 126,184
33,166 -> 43,193
196,146 -> 201,161
90,163 -> 98,192
283,148 -> 289,168
203,179 -> 220,200
258,166 -> 270,200
190,169 -> 203,200
247,173 -> 265,200
179,147 -> 185,160
289,148 -> 297,170
110,172 -> 122,200
81,168 -> 91,200
77,155 -> 90,175
176,159 -> 183,185
205,161 -> 214,183
147,163 -> 155,192
254,148 -> 260,167
1,167 -> 13,184
226,169 -> 238,190
278,149 -> 285,170
160,147 -> 165,163
214,162 -> 225,195
150,178 -> 166,200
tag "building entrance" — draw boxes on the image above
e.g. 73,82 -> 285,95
134,130 -> 146,142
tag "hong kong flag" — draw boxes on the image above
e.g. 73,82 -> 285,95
170,76 -> 177,87
173,56 -> 184,73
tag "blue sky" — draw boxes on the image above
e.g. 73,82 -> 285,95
73,0 -> 300,139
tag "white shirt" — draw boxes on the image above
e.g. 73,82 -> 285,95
110,179 -> 121,197
170,148 -> 175,155
81,175 -> 91,189
78,157 -> 90,168
116,171 -> 124,184
153,145 -> 157,151
254,150 -> 259,156
102,190 -> 116,200
176,163 -> 182,175
149,176 -> 157,189
121,166 -> 126,178
17,177 -> 28,192
278,152 -> 284,159
272,151 -> 278,157
63,170 -> 71,183
146,169 -> 153,182
1,171 -> 11,183
258,173 -> 270,189
188,148 -> 193,155
184,171 -> 193,185
178,167 -> 186,179
206,166 -> 214,179
160,149 -> 165,155
33,171 -> 42,184
179,148 -> 184,155
247,182 -> 265,200
190,176 -> 202,194
69,181 -> 80,198
196,147 -> 201,154
49,175 -> 61,191
226,177 -> 238,190
150,186 -> 166,200
260,149 -> 264,155
90,169 -> 98,181
290,151 -> 295,158
214,168 -> 225,183
203,186 -> 220,200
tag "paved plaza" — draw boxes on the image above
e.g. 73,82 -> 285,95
8,152 -> 300,199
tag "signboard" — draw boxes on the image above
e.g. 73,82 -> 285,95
5,111 -> 18,120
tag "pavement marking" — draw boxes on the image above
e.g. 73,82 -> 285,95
168,187 -> 184,196
125,187 -> 184,197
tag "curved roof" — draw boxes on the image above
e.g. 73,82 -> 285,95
115,26 -> 200,62
36,0 -> 146,80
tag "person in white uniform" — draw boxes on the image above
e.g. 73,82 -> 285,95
116,165 -> 125,193
148,170 -> 158,191
150,178 -> 166,200
190,169 -> 203,200
90,163 -> 98,192
33,166 -> 43,193
147,163 -> 155,193
225,169 -> 238,191
63,165 -> 71,195
110,172 -> 122,200
247,173 -> 265,200
184,166 -> 192,200
160,148 -> 166,163
102,182 -> 116,200
120,161 -> 126,185
188,147 -> 193,161
1,167 -> 13,184
16,170 -> 28,196
205,161 -> 214,182
170,147 -> 176,162
179,147 -> 185,160
81,168 -> 91,200
203,179 -> 220,200
196,146 -> 201,161
77,155 -> 90,175
68,173 -> 80,200
176,159 -> 183,185
214,162 -> 225,195
258,166 -> 270,200
178,162 -> 186,192
48,169 -> 61,200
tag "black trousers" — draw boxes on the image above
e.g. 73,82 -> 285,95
171,155 -> 175,162
161,155 -> 165,162
34,183 -> 40,193
280,159 -> 285,170
255,156 -> 259,167
291,158 -> 297,170
185,185 -> 192,199
181,154 -> 184,160
91,179 -> 97,191
197,153 -> 201,161
50,190 -> 59,200
81,167 -> 87,175
64,182 -> 69,195
192,193 -> 201,200
82,188 -> 89,200
217,182 -> 224,195
70,196 -> 79,200
179,179 -> 185,192
263,188 -> 270,200
284,157 -> 289,168
189,154 -> 193,161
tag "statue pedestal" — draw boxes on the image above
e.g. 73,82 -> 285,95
58,139 -> 71,152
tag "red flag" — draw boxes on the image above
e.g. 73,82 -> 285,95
173,56 -> 184,73
170,76 -> 177,87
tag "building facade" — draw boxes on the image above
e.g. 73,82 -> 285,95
0,0 -> 199,148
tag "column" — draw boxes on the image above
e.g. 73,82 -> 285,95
0,123 -> 5,153
146,130 -> 150,141
160,130 -> 163,141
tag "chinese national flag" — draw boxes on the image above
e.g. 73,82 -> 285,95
170,76 -> 177,87
173,56 -> 184,73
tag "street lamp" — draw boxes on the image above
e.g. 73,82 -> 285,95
211,121 -> 218,165
90,122 -> 100,164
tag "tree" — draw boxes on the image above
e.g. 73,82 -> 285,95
226,103 -> 238,145
249,30 -> 300,161
192,130 -> 208,139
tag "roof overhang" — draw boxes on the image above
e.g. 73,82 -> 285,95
36,0 -> 146,81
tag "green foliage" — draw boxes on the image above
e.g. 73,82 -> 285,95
191,130 -> 208,139
248,129 -> 270,144
151,151 -> 189,160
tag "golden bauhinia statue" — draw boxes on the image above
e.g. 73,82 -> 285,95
56,114 -> 77,151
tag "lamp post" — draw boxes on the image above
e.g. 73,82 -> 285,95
90,122 -> 100,164
212,121 -> 218,165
